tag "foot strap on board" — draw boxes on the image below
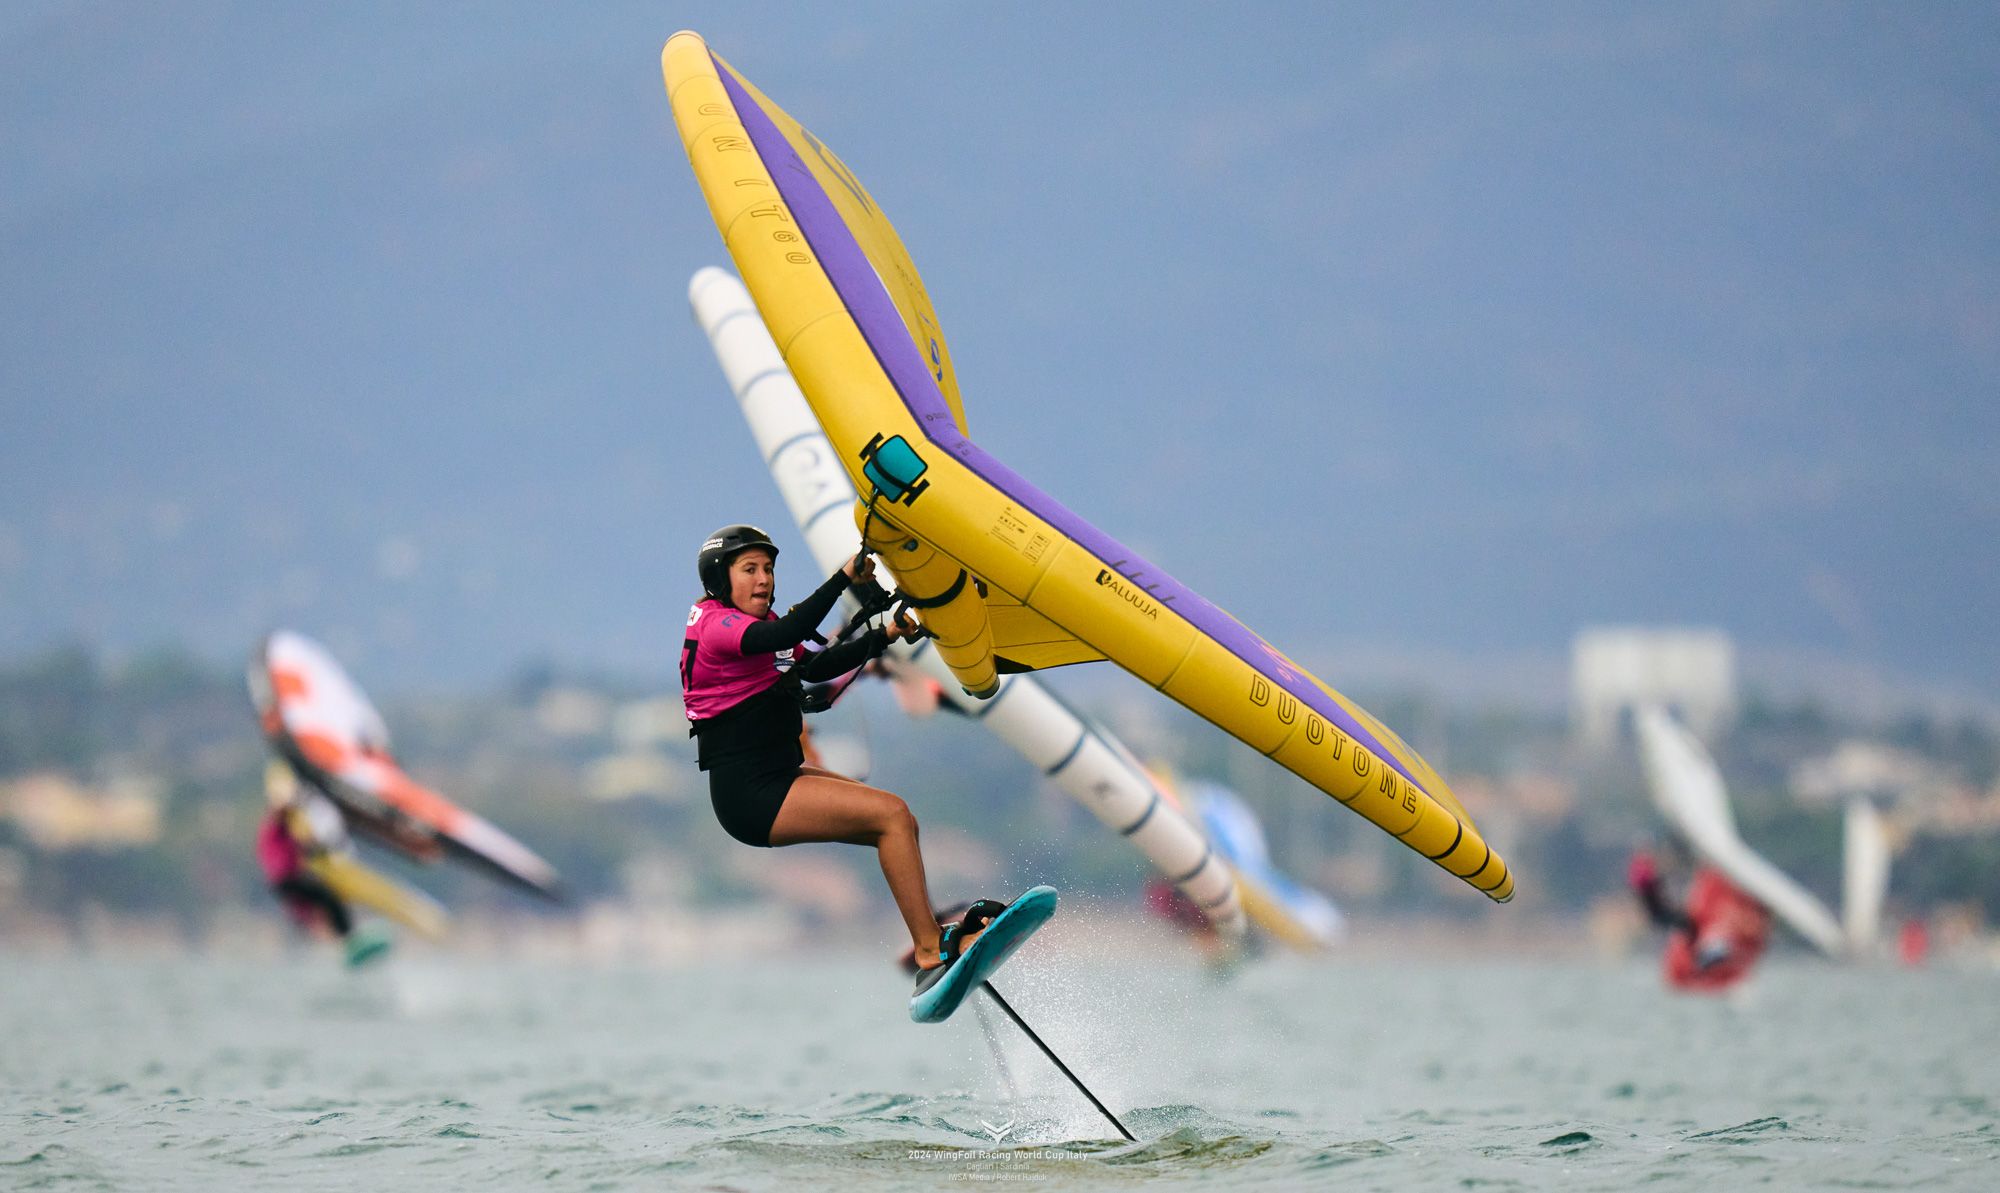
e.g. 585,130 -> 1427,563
935,898 -> 1008,967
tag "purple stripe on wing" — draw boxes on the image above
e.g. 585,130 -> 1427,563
711,54 -> 1428,799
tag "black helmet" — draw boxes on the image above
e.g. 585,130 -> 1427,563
698,524 -> 779,602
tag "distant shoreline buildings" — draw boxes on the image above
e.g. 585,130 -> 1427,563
1572,627 -> 1736,749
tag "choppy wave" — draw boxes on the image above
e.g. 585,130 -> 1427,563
5,956 -> 1998,1191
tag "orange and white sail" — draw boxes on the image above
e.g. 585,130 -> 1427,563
249,630 -> 563,901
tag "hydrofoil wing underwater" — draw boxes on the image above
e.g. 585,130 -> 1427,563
663,31 -> 1512,902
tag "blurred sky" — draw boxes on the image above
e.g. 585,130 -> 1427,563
2,2 -> 1996,706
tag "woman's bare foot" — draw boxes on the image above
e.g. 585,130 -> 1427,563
912,922 -> 987,971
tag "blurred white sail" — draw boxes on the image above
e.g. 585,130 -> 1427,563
1842,796 -> 1892,956
1634,703 -> 1845,956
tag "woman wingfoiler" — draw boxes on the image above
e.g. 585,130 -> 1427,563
680,524 -> 997,973
256,762 -> 393,967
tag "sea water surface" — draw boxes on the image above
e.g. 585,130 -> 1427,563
3,932 -> 1995,1191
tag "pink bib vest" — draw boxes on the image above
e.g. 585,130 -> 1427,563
680,598 -> 797,721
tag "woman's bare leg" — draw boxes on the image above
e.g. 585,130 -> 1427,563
768,773 -> 941,960
798,765 -> 863,784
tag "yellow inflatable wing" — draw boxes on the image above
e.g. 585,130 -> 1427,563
305,852 -> 450,941
1232,875 -> 1329,951
986,591 -> 1108,672
662,32 -> 1513,903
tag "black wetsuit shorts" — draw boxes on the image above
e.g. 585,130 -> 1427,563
707,757 -> 802,848
274,873 -> 353,936
690,611 -> 891,848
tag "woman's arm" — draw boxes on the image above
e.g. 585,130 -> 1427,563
796,628 -> 891,681
738,569 -> 850,654
795,606 -> 923,681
